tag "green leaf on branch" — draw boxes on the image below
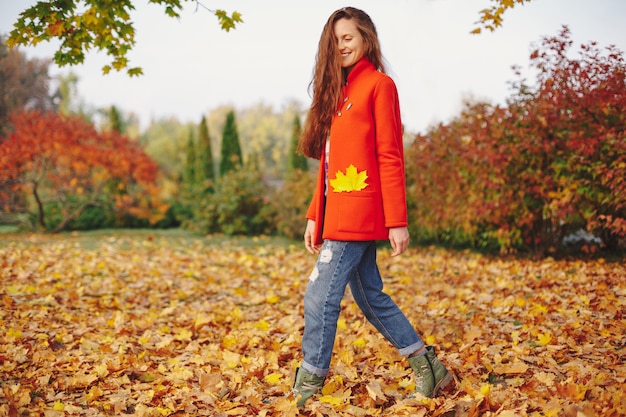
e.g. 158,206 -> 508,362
215,9 -> 244,32
6,1 -> 243,76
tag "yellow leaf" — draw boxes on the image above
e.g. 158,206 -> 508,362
174,328 -> 192,341
352,337 -> 366,348
254,320 -> 270,331
53,400 -> 65,411
337,317 -> 347,330
511,330 -> 521,346
168,366 -> 193,380
156,407 -> 172,416
222,350 -> 241,368
398,377 -> 413,389
529,303 -> 548,315
86,386 -> 103,402
264,372 -> 283,385
94,362 -> 109,378
330,164 -> 368,193
6,285 -> 19,295
7,328 -> 22,339
322,375 -> 344,395
338,348 -> 354,366
231,307 -> 243,323
319,395 -> 343,405
265,293 -> 280,304
537,331 -> 552,345
541,405 -> 562,417
222,335 -> 237,348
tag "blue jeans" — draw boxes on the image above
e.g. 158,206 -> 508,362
301,240 -> 424,378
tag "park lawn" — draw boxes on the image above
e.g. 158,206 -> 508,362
1,231 -> 624,416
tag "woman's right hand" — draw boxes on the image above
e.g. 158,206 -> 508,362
304,219 -> 322,254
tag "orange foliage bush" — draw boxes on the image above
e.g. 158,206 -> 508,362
0,111 -> 168,231
406,27 -> 626,255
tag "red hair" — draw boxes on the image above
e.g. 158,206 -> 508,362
299,7 -> 385,159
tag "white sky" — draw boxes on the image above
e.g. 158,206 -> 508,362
2,0 -> 626,133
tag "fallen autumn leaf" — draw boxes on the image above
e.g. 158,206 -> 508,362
0,232 -> 624,416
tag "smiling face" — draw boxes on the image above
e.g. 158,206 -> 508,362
333,18 -> 365,69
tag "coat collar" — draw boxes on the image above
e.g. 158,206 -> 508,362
345,58 -> 376,85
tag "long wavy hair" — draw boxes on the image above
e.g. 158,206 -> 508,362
299,7 -> 386,159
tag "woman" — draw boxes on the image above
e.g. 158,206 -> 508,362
291,7 -> 455,408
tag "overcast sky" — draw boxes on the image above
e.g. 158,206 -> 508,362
2,0 -> 626,133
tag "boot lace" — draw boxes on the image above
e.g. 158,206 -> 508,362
300,381 -> 322,392
414,364 -> 430,390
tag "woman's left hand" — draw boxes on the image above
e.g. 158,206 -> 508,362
389,227 -> 409,256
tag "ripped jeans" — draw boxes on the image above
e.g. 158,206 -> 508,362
301,240 -> 424,378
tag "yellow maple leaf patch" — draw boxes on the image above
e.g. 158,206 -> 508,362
330,164 -> 368,193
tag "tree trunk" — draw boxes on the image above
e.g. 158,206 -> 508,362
32,181 -> 46,231
51,201 -> 93,233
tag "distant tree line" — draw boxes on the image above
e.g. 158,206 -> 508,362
0,36 -> 313,237
1,27 -> 624,256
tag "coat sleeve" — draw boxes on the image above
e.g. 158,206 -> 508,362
306,187 -> 318,221
372,76 -> 408,228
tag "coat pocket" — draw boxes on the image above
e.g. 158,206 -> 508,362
336,192 -> 378,234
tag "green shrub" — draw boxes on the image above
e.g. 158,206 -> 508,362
69,206 -> 112,230
192,168 -> 274,236
269,169 -> 315,240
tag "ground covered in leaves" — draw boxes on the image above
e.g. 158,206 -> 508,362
1,231 -> 624,416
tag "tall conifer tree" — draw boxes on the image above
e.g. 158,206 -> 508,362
108,105 -> 125,133
219,110 -> 243,176
196,115 -> 215,183
184,129 -> 196,184
288,114 -> 308,174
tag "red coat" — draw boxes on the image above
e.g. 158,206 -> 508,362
306,58 -> 408,245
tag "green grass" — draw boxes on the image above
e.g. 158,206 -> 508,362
0,225 -> 19,234
0,228 -> 299,250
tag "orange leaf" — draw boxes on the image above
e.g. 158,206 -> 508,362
493,362 -> 529,375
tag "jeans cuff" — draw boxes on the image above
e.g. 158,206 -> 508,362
301,361 -> 329,378
399,341 -> 425,357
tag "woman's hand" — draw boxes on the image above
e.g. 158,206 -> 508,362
389,226 -> 409,256
304,219 -> 322,254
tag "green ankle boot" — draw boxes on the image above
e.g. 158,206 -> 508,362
292,367 -> 325,408
425,346 -> 454,395
408,346 -> 454,398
